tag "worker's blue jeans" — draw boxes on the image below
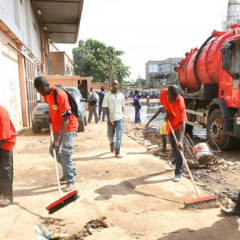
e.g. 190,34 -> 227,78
99,104 -> 106,121
49,131 -> 76,183
134,105 -> 141,123
168,129 -> 183,177
107,120 -> 124,155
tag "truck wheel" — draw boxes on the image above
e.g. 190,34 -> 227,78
78,115 -> 85,132
32,123 -> 42,134
207,109 -> 235,150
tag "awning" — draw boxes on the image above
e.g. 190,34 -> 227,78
31,0 -> 84,43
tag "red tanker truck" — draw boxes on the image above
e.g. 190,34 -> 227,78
175,24 -> 240,150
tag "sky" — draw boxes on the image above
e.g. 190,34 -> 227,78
56,0 -> 228,81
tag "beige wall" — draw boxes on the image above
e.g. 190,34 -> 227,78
91,82 -> 109,92
50,52 -> 65,75
0,29 -> 23,131
46,75 -> 80,88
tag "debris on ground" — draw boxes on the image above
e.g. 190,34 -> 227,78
31,224 -> 52,240
39,216 -> 109,240
65,215 -> 109,240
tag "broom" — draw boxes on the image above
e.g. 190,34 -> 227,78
168,121 -> 217,209
46,125 -> 80,214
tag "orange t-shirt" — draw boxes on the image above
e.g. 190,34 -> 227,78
160,89 -> 188,134
0,105 -> 16,151
44,85 -> 78,133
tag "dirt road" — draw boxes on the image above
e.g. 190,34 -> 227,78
1,119 -> 240,240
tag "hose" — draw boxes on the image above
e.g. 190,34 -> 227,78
177,82 -> 200,97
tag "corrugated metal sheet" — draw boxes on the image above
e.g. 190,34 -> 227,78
31,0 -> 84,43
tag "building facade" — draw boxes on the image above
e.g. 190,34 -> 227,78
145,58 -> 182,88
0,0 -> 83,131
222,0 -> 240,31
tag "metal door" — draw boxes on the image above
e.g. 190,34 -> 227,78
78,79 -> 88,100
25,58 -> 38,126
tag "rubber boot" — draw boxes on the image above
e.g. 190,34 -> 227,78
221,192 -> 240,217
162,137 -> 167,152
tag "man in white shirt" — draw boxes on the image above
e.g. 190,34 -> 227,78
102,80 -> 125,158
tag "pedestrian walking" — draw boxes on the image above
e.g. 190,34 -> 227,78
133,90 -> 141,123
160,85 -> 187,182
88,87 -> 99,124
125,92 -> 128,103
98,86 -> 106,122
146,93 -> 150,107
34,76 -> 78,192
102,80 -> 125,158
0,105 -> 16,207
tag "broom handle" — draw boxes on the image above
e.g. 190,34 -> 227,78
50,124 -> 62,198
168,121 -> 201,198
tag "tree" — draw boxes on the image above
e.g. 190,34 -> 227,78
73,39 -> 130,84
134,76 -> 146,87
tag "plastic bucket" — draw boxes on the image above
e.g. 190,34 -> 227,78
193,142 -> 213,165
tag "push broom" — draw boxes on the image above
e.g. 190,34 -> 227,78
46,125 -> 79,214
168,121 -> 218,208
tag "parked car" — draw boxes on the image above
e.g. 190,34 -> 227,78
32,87 -> 87,133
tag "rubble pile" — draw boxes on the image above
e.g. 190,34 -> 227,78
66,216 -> 109,240
124,119 -> 165,153
36,216 -> 109,240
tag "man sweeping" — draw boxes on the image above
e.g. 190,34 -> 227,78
160,85 -> 187,182
0,105 -> 16,207
34,76 -> 78,192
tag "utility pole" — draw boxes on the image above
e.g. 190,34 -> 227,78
108,47 -> 112,90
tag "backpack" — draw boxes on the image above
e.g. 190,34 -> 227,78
88,91 -> 97,106
54,87 -> 79,118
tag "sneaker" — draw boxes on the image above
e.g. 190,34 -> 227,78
63,183 -> 75,192
59,176 -> 66,182
0,197 -> 13,207
173,175 -> 181,182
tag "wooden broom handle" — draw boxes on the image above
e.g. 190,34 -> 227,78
50,124 -> 62,198
168,121 -> 200,198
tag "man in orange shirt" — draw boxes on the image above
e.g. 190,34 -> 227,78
34,76 -> 78,192
160,85 -> 187,182
0,105 -> 16,207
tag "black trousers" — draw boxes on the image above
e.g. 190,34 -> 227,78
0,148 -> 13,198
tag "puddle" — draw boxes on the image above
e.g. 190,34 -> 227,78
124,105 -> 207,139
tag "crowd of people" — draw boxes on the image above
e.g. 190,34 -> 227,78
1,79 -> 239,218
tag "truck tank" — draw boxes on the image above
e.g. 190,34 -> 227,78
176,25 -> 240,91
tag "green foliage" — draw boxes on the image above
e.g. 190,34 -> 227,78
73,39 -> 130,84
134,76 -> 146,87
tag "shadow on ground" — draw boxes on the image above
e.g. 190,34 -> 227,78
94,171 -> 181,205
158,215 -> 240,240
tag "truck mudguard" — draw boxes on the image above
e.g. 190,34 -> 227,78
209,98 -> 235,131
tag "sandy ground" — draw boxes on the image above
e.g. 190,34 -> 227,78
1,118 -> 240,240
